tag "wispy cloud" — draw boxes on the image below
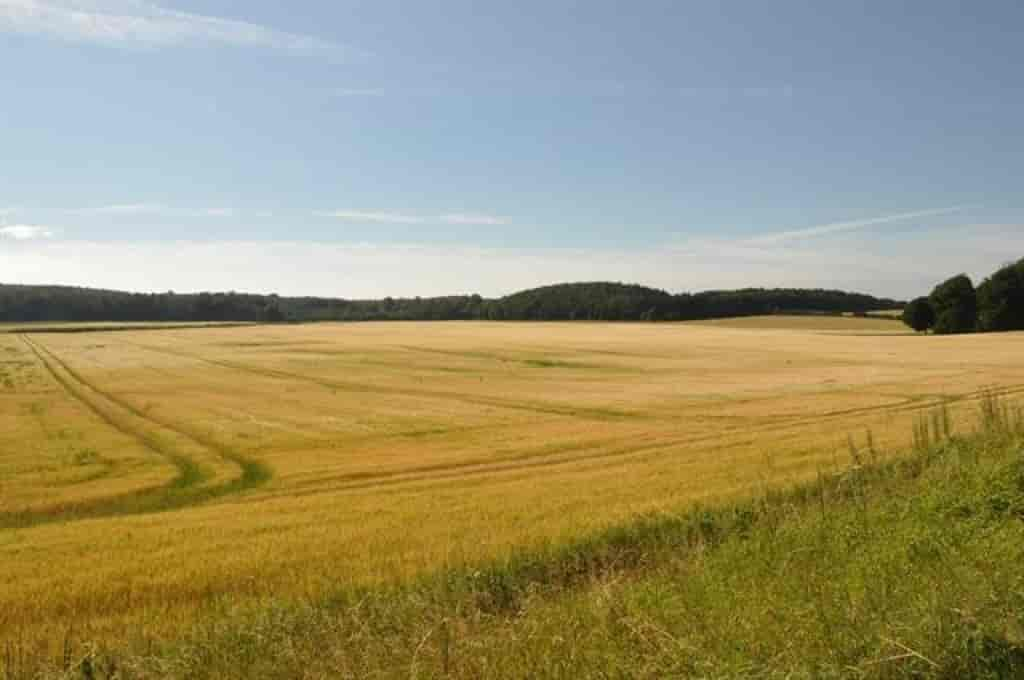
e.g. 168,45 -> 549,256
315,210 -> 427,225
316,210 -> 509,226
195,207 -> 233,218
73,203 -> 164,215
71,203 -> 234,217
330,81 -> 798,102
438,213 -> 509,226
0,0 -> 346,54
744,206 -> 969,245
0,224 -> 54,240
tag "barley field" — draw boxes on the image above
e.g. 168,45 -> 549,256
2,317 -> 1022,653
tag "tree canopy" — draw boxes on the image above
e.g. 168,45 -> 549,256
977,258 -> 1024,332
929,274 -> 977,335
902,297 -> 935,332
0,282 -> 903,324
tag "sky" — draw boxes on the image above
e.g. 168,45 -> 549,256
1,0 -> 1023,299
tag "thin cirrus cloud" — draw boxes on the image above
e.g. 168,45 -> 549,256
0,224 -> 55,240
71,203 -> 163,215
0,0 -> 348,54
316,210 -> 509,226
71,203 -> 234,217
743,206 -> 969,245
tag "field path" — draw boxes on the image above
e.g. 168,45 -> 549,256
2,335 -> 272,529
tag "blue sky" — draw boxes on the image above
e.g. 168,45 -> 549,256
1,1 -> 1022,298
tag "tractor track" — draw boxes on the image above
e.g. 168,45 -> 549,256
2,336 -> 271,530
126,334 -> 1024,499
132,340 -> 1024,438
15,335 -> 1024,514
126,341 -> 644,422
261,381 -> 1024,501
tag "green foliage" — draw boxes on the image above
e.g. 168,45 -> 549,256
929,274 -> 978,334
977,258 -> 1024,332
494,282 -> 676,321
682,286 -> 902,319
902,296 -> 935,331
260,301 -> 285,323
0,282 -> 904,324
498,283 -> 903,322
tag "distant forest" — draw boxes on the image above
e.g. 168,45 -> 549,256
0,282 -> 902,324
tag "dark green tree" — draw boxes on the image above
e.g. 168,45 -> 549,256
929,274 -> 977,334
901,297 -> 935,332
0,282 -> 904,324
977,258 -> 1024,332
262,303 -> 285,323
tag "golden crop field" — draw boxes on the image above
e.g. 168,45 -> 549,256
2,317 -> 1022,652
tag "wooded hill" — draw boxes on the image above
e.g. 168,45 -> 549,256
0,282 -> 903,324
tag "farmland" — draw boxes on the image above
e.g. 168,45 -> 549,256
2,318 -> 1023,659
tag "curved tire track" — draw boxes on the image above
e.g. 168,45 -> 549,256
34,340 -> 272,494
2,336 -> 271,530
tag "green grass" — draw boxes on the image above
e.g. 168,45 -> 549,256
6,399 -> 1024,679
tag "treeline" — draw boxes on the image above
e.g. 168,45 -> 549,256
489,282 -> 901,321
0,282 -> 902,324
0,285 -> 487,323
902,257 -> 1024,334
